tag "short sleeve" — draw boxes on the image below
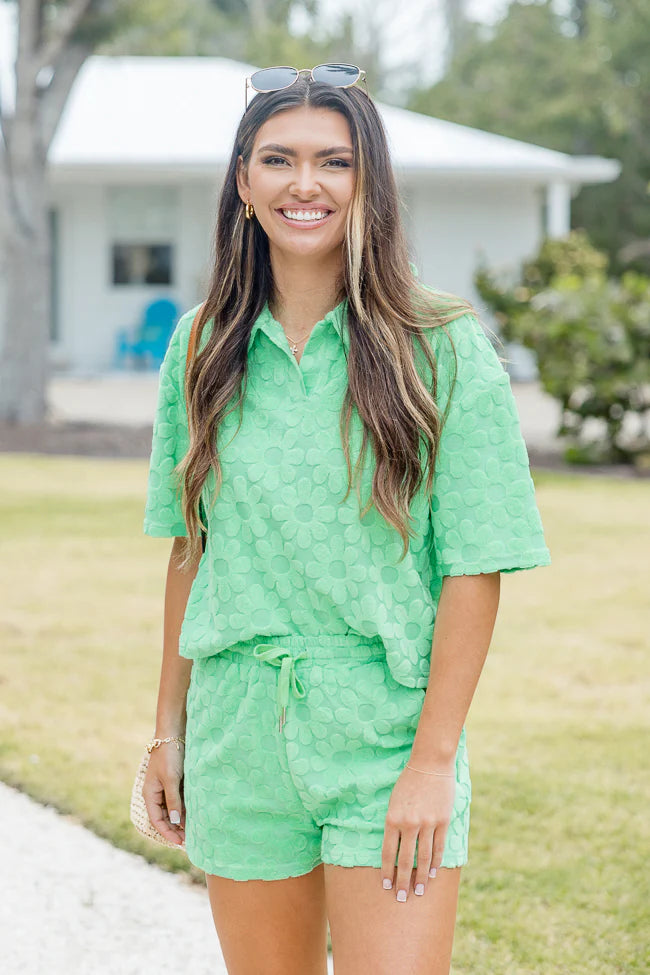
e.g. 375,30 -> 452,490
143,310 -> 194,537
429,312 -> 552,576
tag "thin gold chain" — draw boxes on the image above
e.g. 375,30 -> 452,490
268,302 -> 312,356
284,330 -> 311,356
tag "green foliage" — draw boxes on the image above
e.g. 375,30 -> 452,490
520,228 -> 609,289
241,19 -> 358,82
67,0 -> 135,48
407,0 -> 650,276
475,231 -> 650,466
96,0 -> 355,72
97,0 -> 246,57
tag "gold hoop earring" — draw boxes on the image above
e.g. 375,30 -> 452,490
245,201 -> 255,220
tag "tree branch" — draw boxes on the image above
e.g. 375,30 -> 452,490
0,74 -> 6,152
33,0 -> 94,74
16,0 -> 41,99
40,42 -> 92,150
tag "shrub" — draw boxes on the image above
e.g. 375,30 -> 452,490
475,232 -> 650,466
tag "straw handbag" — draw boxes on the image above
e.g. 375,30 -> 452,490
129,305 -> 207,850
129,743 -> 188,851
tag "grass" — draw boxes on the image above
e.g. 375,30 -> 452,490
1,455 -> 648,973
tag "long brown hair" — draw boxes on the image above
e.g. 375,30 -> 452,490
176,77 -> 483,569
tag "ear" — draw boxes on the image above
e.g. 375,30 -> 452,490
236,155 -> 251,204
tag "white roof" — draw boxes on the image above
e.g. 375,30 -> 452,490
1,35 -> 619,186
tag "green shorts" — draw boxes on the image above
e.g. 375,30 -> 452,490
183,633 -> 471,881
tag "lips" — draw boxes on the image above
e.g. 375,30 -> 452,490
277,206 -> 333,212
275,208 -> 335,228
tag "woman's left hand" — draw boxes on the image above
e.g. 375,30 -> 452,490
381,760 -> 456,901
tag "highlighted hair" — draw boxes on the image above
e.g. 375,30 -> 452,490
176,78 -> 482,568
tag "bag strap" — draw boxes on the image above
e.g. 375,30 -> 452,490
184,301 -> 205,403
184,302 -> 208,552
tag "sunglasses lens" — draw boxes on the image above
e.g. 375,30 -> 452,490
311,63 -> 361,86
250,66 -> 298,92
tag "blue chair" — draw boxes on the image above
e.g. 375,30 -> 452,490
114,298 -> 180,370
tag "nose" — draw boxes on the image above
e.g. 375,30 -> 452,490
289,161 -> 322,197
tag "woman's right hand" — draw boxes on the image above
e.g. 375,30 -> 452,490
142,741 -> 186,847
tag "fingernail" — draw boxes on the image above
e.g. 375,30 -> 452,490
415,883 -> 424,895
429,867 -> 437,878
396,889 -> 407,902
382,878 -> 392,889
170,810 -> 181,824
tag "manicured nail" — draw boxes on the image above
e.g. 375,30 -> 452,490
415,883 -> 424,895
170,810 -> 181,824
429,867 -> 437,878
382,878 -> 392,889
396,889 -> 407,902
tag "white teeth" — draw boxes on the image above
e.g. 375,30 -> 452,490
281,209 -> 330,222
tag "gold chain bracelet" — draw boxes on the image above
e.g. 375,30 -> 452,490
405,763 -> 454,777
146,735 -> 186,754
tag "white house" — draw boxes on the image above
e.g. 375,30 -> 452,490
2,38 -> 621,377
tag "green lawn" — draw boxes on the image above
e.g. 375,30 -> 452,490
1,454 -> 648,973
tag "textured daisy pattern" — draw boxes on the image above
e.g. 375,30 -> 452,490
144,296 -> 551,689
183,634 -> 472,880
144,292 -> 550,879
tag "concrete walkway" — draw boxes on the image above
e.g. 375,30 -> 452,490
47,371 -> 565,454
2,780 -> 336,974
2,780 -> 226,974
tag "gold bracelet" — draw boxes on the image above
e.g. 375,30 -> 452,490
405,763 -> 454,777
147,735 -> 186,754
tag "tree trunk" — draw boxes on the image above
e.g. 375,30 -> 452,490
0,160 -> 51,423
0,1 -> 91,424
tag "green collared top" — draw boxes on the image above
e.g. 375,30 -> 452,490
143,286 -> 551,688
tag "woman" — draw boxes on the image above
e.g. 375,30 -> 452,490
142,64 -> 551,975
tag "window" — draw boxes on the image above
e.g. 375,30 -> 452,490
107,186 -> 178,287
112,243 -> 173,285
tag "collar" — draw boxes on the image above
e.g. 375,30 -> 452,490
248,295 -> 350,354
246,263 -> 418,355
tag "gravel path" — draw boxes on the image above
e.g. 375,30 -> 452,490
2,780 -> 226,974
3,780 -> 336,974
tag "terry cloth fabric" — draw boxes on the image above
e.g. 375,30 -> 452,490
143,289 -> 551,688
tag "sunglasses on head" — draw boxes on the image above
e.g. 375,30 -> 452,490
245,63 -> 368,111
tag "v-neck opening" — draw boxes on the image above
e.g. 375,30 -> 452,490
260,298 -> 349,399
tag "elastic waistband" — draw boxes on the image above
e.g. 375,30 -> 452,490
221,632 -> 387,661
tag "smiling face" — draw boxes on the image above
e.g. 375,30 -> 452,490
236,105 -> 355,264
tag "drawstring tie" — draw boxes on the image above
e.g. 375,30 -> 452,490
252,643 -> 309,732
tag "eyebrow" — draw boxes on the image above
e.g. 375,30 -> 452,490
256,143 -> 354,158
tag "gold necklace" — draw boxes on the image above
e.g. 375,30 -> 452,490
268,304 -> 312,356
284,330 -> 310,356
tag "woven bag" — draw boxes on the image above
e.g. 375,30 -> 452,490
130,304 -> 206,850
129,748 -> 187,851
